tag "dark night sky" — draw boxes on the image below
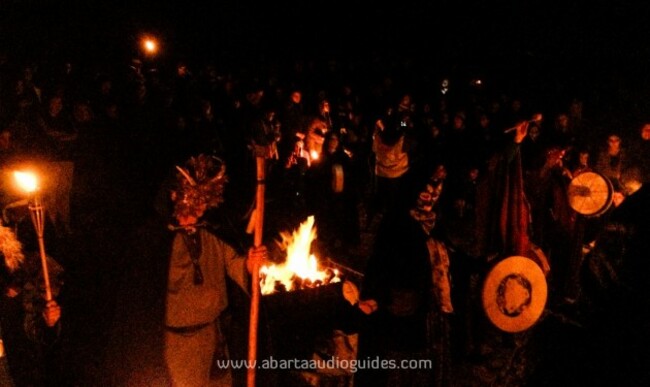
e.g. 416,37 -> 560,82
2,0 -> 649,62
3,0 -> 650,107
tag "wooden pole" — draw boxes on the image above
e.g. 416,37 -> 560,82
247,155 -> 265,387
29,195 -> 53,301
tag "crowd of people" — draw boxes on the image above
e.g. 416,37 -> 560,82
1,50 -> 649,386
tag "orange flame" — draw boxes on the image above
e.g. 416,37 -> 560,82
260,216 -> 340,295
13,171 -> 38,193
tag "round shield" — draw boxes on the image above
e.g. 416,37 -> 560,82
567,171 -> 613,217
482,256 -> 548,333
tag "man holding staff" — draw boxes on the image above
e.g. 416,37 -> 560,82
163,154 -> 267,387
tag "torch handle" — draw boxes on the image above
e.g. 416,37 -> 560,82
248,156 -> 266,387
30,201 -> 53,302
37,236 -> 53,302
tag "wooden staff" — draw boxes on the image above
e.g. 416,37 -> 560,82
503,113 -> 543,133
247,152 -> 266,387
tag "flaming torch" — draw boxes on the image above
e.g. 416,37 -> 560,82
13,171 -> 53,301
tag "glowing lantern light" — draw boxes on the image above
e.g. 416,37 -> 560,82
141,36 -> 159,55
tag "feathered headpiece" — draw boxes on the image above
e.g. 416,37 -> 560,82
172,154 -> 228,219
0,224 -> 24,273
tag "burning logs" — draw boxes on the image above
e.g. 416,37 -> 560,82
255,216 -> 361,368
259,216 -> 342,295
263,281 -> 347,322
261,267 -> 341,294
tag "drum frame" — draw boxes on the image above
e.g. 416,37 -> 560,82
567,171 -> 614,217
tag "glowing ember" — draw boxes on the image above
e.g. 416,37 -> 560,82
310,150 -> 319,161
260,216 -> 341,295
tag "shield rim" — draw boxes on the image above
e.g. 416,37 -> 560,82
482,256 -> 548,333
568,171 -> 613,217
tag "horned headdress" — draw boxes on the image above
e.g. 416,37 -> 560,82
172,154 -> 228,219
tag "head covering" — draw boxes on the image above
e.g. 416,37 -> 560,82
172,154 -> 228,219
0,224 -> 25,288
410,189 -> 437,233
0,224 -> 24,273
